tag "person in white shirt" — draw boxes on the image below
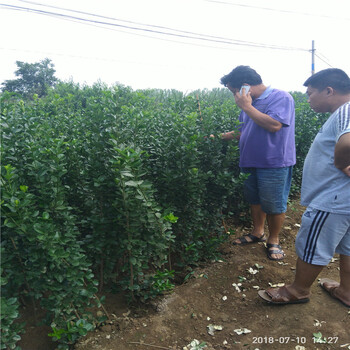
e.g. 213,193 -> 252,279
259,68 -> 350,307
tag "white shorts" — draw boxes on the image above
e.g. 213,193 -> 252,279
295,207 -> 350,266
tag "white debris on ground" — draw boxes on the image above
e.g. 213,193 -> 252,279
268,282 -> 285,288
232,283 -> 242,292
233,328 -> 251,335
247,267 -> 259,275
313,319 -> 326,327
207,324 -> 223,336
183,339 -> 207,350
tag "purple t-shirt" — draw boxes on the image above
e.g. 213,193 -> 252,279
238,87 -> 296,168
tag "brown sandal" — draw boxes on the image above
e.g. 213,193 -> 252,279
258,286 -> 310,305
319,278 -> 350,307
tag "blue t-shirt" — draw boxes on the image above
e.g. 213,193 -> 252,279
301,102 -> 350,214
238,87 -> 296,168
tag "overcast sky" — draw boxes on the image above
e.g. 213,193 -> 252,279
1,0 -> 350,93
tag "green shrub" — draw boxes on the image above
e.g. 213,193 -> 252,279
0,85 -> 326,349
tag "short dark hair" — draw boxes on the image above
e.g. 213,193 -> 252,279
303,68 -> 350,93
220,65 -> 262,88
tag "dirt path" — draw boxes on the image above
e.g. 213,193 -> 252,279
19,202 -> 350,350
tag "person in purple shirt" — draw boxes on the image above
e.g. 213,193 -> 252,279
219,66 -> 296,261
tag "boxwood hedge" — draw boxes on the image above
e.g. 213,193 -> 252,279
0,83 -> 327,349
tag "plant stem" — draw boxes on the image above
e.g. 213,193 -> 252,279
99,256 -> 104,293
9,237 -> 38,323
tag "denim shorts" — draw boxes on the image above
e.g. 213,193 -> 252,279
295,207 -> 350,265
241,166 -> 293,214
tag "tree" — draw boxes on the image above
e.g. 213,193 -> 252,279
1,58 -> 58,98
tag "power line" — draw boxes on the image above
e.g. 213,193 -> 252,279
0,5 -> 304,55
204,0 -> 350,21
0,3 -> 308,52
314,53 -> 333,68
1,3 -> 301,50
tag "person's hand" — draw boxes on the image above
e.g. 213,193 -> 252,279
341,165 -> 350,177
234,88 -> 252,110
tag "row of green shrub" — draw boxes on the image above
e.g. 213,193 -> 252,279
0,83 -> 327,349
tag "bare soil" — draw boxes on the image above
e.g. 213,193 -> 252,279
19,202 -> 350,350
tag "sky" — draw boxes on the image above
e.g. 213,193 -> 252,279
1,0 -> 350,94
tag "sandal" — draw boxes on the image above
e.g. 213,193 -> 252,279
258,286 -> 310,305
266,243 -> 285,261
319,278 -> 350,307
233,233 -> 266,246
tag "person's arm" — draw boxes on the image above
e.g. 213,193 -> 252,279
234,91 -> 282,133
334,132 -> 350,177
209,130 -> 240,140
221,130 -> 240,140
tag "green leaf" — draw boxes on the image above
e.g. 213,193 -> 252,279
33,223 -> 44,234
20,185 -> 28,192
79,289 -> 90,297
125,180 -> 143,187
4,220 -> 16,228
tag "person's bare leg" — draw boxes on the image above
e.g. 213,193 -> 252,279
251,204 -> 266,236
265,257 -> 323,301
286,258 -> 324,297
234,204 -> 265,244
339,255 -> 350,303
266,213 -> 285,259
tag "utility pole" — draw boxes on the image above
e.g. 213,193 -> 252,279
311,40 -> 315,75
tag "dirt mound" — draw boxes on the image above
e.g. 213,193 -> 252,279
19,202 -> 350,350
